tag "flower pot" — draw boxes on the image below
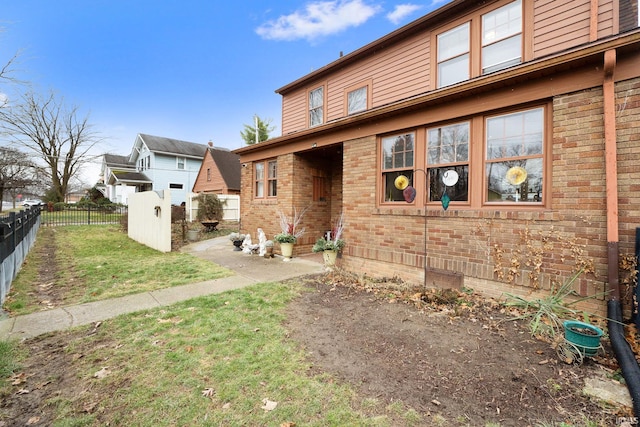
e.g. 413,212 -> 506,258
323,249 -> 338,266
563,320 -> 603,357
187,230 -> 199,241
280,242 -> 294,261
232,240 -> 243,251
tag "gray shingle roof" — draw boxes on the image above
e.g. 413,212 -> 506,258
139,134 -> 208,158
208,147 -> 241,191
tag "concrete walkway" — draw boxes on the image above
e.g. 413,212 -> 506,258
0,236 -> 324,340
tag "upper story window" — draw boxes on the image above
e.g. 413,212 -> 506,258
309,86 -> 324,126
347,86 -> 367,114
177,156 -> 185,170
437,23 -> 470,88
435,0 -> 523,88
482,0 -> 522,74
381,133 -> 414,202
254,159 -> 277,198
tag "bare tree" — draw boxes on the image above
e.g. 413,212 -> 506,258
0,91 -> 100,202
0,145 -> 38,210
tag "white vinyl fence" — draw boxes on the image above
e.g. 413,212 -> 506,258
128,190 -> 172,253
187,193 -> 240,223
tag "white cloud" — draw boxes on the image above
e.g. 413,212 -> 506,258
256,0 -> 382,42
386,4 -> 423,25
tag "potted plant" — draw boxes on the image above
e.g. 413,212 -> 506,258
275,206 -> 309,261
228,232 -> 246,251
312,212 -> 346,267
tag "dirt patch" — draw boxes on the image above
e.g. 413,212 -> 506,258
286,273 -> 628,426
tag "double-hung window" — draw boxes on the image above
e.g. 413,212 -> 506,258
177,156 -> 185,170
482,0 -> 522,74
381,133 -> 414,202
309,86 -> 324,127
254,160 -> 277,198
435,0 -> 523,88
485,107 -> 544,203
437,22 -> 470,88
427,122 -> 469,203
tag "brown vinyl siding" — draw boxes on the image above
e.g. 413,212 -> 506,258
281,92 -> 306,135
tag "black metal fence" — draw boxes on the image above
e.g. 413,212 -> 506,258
40,204 -> 128,227
0,206 -> 42,305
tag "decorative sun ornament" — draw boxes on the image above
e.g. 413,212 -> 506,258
506,166 -> 528,186
394,175 -> 409,190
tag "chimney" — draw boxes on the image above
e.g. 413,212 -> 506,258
208,140 -> 213,147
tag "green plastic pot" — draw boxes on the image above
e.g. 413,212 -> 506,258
563,320 -> 603,357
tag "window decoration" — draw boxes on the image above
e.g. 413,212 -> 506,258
485,108 -> 543,203
381,133 -> 414,202
427,122 -> 469,205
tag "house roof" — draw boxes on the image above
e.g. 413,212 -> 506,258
108,170 -> 152,186
208,147 -> 241,191
138,134 -> 208,159
103,154 -> 134,169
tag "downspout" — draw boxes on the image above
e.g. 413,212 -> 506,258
602,48 -> 640,416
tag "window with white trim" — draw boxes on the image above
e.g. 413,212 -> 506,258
176,156 -> 185,170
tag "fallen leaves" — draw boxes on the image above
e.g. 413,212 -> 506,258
201,388 -> 215,398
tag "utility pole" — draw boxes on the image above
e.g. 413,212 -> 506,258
255,115 -> 259,145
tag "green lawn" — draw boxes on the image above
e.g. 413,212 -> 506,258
3,225 -> 232,315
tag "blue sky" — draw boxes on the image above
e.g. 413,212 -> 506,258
0,0 -> 448,184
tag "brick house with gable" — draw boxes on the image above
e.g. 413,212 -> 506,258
192,142 -> 241,196
234,0 -> 640,315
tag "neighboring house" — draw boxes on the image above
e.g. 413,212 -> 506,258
235,0 -> 640,315
192,142 -> 241,195
101,134 -> 208,205
100,154 -> 149,205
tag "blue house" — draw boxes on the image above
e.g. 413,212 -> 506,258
101,134 -> 208,205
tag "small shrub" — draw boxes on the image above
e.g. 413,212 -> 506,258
195,193 -> 224,221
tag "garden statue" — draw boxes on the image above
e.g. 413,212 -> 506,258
257,228 -> 267,257
242,234 -> 253,254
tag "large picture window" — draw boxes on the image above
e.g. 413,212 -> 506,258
485,108 -> 544,203
427,122 -> 470,204
381,133 -> 414,202
379,105 -> 546,208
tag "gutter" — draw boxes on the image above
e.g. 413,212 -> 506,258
602,48 -> 640,416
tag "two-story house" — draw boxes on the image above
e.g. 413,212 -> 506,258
101,134 -> 208,205
235,0 -> 640,317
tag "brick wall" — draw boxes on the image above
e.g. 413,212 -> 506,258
337,80 -> 640,317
